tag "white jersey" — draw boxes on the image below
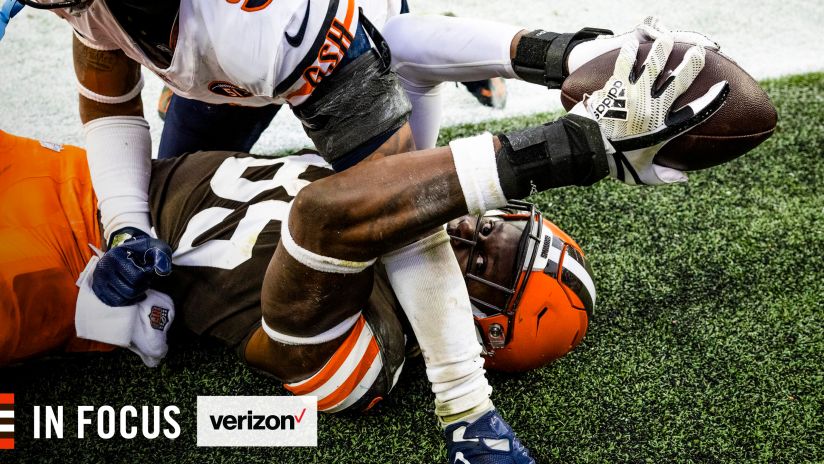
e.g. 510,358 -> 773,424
58,0 -> 403,106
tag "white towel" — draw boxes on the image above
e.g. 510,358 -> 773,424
75,255 -> 175,367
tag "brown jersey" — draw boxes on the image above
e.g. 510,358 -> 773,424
149,150 -> 406,348
150,150 -> 338,346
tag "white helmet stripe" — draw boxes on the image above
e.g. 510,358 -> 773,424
561,249 -> 596,310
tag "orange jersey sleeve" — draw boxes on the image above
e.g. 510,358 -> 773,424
0,130 -> 113,365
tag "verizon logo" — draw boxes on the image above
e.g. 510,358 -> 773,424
197,396 -> 316,447
0,393 -> 13,450
208,409 -> 307,431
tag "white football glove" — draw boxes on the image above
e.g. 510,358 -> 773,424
569,31 -> 729,185
567,16 -> 720,75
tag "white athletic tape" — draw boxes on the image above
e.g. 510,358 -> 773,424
77,75 -> 144,105
280,211 -> 376,274
450,132 -> 507,215
381,229 -> 493,419
261,312 -> 362,346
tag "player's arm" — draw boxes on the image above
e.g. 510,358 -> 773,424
284,32 -> 729,262
382,15 -> 720,150
74,36 -> 171,306
74,35 -> 143,121
252,31 -> 726,428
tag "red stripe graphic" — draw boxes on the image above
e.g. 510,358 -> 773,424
0,394 -> 12,450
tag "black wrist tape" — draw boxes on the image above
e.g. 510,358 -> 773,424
496,114 -> 609,198
513,27 -> 613,89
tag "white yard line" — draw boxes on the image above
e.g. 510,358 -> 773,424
1,1 -> 821,154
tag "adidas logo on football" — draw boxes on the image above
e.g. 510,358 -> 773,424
592,80 -> 628,121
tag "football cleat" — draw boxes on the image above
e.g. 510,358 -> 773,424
449,200 -> 596,372
462,78 -> 507,109
445,409 -> 535,464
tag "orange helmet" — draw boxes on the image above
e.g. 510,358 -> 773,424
450,201 -> 596,373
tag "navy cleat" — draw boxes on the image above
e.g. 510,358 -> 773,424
461,78 -> 508,109
444,410 -> 535,464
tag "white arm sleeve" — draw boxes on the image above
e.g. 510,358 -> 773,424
382,14 -> 521,150
83,116 -> 153,241
382,14 -> 521,86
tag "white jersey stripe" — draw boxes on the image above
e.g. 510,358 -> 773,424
290,320 -> 375,400
324,353 -> 383,413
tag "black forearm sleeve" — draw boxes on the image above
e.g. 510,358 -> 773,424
496,114 -> 609,199
513,27 -> 613,89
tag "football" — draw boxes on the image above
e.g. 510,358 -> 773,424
561,42 -> 778,171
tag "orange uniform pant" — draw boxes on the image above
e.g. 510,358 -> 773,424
0,130 -> 112,366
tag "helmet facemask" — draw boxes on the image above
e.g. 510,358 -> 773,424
448,200 -> 544,354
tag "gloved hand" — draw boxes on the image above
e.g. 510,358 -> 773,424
0,0 -> 24,42
569,30 -> 729,185
92,227 -> 173,306
567,16 -> 720,75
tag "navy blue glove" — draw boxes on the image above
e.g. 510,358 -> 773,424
92,227 -> 173,306
0,0 -> 24,42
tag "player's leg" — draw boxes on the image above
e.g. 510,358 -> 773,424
157,94 -> 282,159
253,128 -> 598,460
243,244 -> 407,413
285,11 -> 507,432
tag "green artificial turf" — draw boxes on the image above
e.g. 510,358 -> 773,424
2,73 -> 822,463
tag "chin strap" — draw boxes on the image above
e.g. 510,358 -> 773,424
512,27 -> 613,89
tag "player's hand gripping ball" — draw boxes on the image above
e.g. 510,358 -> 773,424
564,18 -> 777,174
569,29 -> 729,185
92,227 -> 173,306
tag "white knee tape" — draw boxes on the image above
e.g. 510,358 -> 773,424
280,213 -> 376,274
450,132 -> 507,215
77,75 -> 144,105
261,312 -> 362,346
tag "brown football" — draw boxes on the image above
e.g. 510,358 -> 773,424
560,42 -> 778,171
